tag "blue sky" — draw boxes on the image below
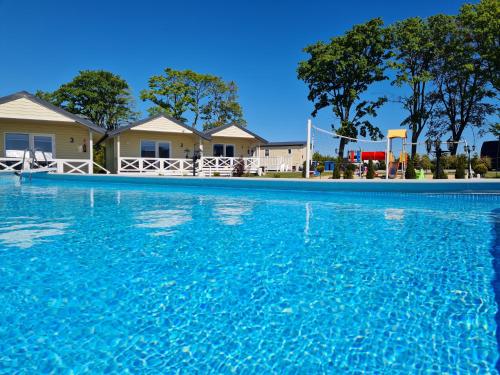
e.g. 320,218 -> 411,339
0,0 -> 490,154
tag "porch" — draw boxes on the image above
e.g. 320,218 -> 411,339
117,156 -> 260,177
0,157 -> 110,174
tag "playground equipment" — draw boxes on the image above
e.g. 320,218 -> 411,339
385,129 -> 408,179
305,120 -> 410,179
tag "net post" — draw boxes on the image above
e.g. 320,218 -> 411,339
306,119 -> 312,179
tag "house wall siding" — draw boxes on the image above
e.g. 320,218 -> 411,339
0,120 -> 93,159
0,98 -> 73,122
261,145 -> 306,168
202,137 -> 260,157
119,130 -> 201,158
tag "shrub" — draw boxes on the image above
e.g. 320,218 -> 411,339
316,163 -> 325,178
421,155 -> 432,171
455,154 -> 467,179
405,158 -> 416,179
331,159 -> 341,179
272,173 -> 281,178
233,157 -> 245,177
474,163 -> 488,176
472,155 -> 491,176
378,160 -> 386,171
344,163 -> 355,179
213,172 -> 220,177
433,162 -> 448,179
366,160 -> 375,179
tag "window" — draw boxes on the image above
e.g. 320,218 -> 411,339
158,142 -> 170,158
141,140 -> 156,158
140,140 -> 171,158
265,149 -> 269,157
213,144 -> 236,157
288,149 -> 292,154
225,145 -> 235,157
5,133 -> 54,158
5,133 -> 29,157
213,144 -> 224,157
34,136 -> 53,153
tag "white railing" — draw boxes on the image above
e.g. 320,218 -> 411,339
118,156 -> 260,176
0,158 -> 109,175
201,157 -> 260,176
0,158 -> 23,172
259,156 -> 292,172
118,157 -> 196,176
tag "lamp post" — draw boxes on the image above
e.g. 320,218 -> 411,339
425,138 -> 450,179
464,144 -> 475,179
192,149 -> 201,177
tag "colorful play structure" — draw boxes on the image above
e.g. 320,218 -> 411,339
305,120 -> 414,179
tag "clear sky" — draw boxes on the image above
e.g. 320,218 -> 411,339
0,0 -> 491,154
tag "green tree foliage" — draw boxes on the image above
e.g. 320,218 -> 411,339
344,164 -> 356,179
455,154 -> 467,178
331,159 -> 342,179
37,70 -> 137,130
366,160 -> 376,179
390,17 -> 436,158
405,158 -> 417,179
298,18 -> 390,158
472,155 -> 491,175
140,68 -> 245,129
427,14 -> 496,154
420,154 -> 433,171
316,163 -> 325,178
459,0 -> 500,92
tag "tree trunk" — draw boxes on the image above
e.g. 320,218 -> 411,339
411,131 -> 418,159
338,138 -> 348,159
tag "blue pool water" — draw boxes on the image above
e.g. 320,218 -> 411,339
0,175 -> 499,373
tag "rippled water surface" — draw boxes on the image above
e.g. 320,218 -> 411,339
0,175 -> 499,373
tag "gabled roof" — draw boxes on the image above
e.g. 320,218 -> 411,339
0,91 -> 105,133
203,123 -> 268,143
109,114 -> 211,140
265,141 -> 307,147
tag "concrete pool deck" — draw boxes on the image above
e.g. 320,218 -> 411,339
21,173 -> 500,194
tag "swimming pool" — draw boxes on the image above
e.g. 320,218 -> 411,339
0,174 -> 499,373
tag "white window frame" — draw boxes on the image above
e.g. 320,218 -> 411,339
139,139 -> 172,158
4,132 -> 55,158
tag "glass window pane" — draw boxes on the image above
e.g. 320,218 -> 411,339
158,142 -> 170,158
34,136 -> 53,153
5,133 -> 29,151
265,149 -> 269,157
141,140 -> 156,158
225,145 -> 235,157
213,144 -> 224,157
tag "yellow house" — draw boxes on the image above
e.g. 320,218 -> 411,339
259,141 -> 307,171
107,114 -> 211,174
0,91 -> 106,173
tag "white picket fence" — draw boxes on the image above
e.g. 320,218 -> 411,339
118,157 -> 260,176
0,158 -> 110,175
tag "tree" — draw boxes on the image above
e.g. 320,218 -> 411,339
331,158 -> 342,179
366,160 -> 376,179
390,17 -> 436,158
201,81 -> 246,130
298,18 -> 390,158
459,0 -> 500,92
455,154 -> 467,178
405,158 -> 417,179
140,68 -> 245,129
427,14 -> 496,155
421,155 -> 433,171
37,70 -> 137,130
